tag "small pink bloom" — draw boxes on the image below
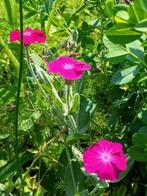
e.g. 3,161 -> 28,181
83,139 -> 127,181
10,27 -> 46,45
47,56 -> 91,80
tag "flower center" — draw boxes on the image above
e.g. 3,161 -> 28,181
63,63 -> 74,70
24,31 -> 31,36
100,152 -> 112,163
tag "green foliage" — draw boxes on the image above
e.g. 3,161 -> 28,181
3,0 -> 19,27
137,110 -> 147,125
111,65 -> 140,85
103,36 -> 128,64
64,161 -> 84,196
135,19 -> 147,32
77,97 -> 96,133
128,126 -> 147,162
71,93 -> 80,114
0,153 -> 33,182
106,26 -> 142,44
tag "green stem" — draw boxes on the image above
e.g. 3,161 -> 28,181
65,84 -> 78,132
68,115 -> 78,132
22,155 -> 40,180
14,0 -> 23,194
42,70 -> 64,106
66,84 -> 71,113
59,85 -> 81,181
63,135 -> 77,193
130,4 -> 139,23
127,49 -> 147,68
90,186 -> 99,195
25,46 -> 49,100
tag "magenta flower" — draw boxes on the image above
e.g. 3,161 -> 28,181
83,139 -> 127,181
47,56 -> 91,80
10,27 -> 46,45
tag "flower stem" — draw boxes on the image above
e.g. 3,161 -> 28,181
68,115 -> 78,132
14,0 -> 23,194
66,84 -> 71,113
63,135 -> 77,193
65,84 -> 78,132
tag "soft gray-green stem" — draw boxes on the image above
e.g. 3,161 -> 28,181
65,84 -> 78,132
63,135 -> 77,193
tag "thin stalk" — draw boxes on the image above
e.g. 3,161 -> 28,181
64,84 -> 80,182
38,154 -> 42,183
14,0 -> 23,194
25,46 -> 49,100
22,155 -> 40,180
68,115 -> 78,132
90,186 -> 99,195
66,84 -> 71,113
130,4 -> 139,23
63,135 -> 77,193
65,84 -> 78,132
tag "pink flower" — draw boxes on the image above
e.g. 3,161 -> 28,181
10,27 -> 46,45
47,56 -> 91,80
83,139 -> 127,181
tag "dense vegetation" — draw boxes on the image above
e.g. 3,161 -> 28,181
0,0 -> 147,195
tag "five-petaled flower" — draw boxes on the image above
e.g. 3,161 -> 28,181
47,56 -> 91,80
83,139 -> 127,181
10,27 -> 46,45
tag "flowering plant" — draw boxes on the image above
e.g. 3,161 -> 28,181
3,0 -> 147,195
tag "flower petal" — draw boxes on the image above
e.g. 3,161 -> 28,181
10,27 -> 46,45
98,139 -> 123,154
59,69 -> 83,80
74,62 -> 91,71
83,146 -> 100,173
33,29 -> 46,43
112,154 -> 127,171
10,31 -> 20,42
96,161 -> 120,181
